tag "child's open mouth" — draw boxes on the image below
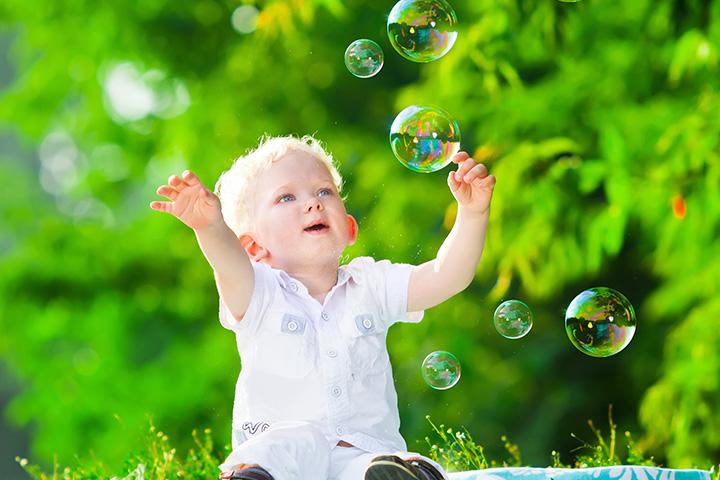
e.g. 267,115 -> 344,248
304,223 -> 329,234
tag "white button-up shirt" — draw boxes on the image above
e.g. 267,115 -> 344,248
219,256 -> 424,453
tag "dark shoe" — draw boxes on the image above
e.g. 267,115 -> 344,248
406,458 -> 444,480
365,455 -> 444,480
365,455 -> 417,480
218,466 -> 274,480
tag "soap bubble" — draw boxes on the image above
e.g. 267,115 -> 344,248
565,287 -> 636,358
421,351 -> 461,390
390,105 -> 461,173
344,39 -> 384,78
494,300 -> 533,339
387,0 -> 458,63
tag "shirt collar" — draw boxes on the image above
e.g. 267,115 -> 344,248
275,263 -> 360,292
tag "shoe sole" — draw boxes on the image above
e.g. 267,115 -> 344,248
365,460 -> 418,480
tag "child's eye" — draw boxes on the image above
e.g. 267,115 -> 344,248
278,193 -> 295,203
318,188 -> 333,197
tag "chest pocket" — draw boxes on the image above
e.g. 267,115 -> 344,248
342,313 -> 388,374
253,312 -> 315,378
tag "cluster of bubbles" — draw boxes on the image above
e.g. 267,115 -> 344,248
343,0 -> 579,174
343,0 -> 464,389
342,0 -> 582,173
493,289 -> 636,356
344,0 -> 462,173
344,0 -> 459,78
492,288 -> 636,359
421,288 -> 636,390
341,0 -> 597,391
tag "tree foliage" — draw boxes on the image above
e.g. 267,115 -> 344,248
0,0 -> 718,471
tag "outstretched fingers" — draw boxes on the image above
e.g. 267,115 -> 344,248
150,170 -> 206,214
463,163 -> 489,183
182,170 -> 201,186
149,200 -> 173,212
168,174 -> 187,189
156,185 -> 179,200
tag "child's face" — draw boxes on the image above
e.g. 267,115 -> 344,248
245,150 -> 357,270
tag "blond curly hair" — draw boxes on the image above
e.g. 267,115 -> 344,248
215,134 -> 344,236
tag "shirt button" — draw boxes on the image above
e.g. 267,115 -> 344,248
336,425 -> 344,435
287,321 -> 298,332
331,386 -> 342,397
327,349 -> 337,358
289,282 -> 298,292
362,318 -> 373,329
321,312 -> 329,321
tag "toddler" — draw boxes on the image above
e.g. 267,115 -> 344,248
150,135 -> 496,480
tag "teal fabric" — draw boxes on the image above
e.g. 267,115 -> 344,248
448,467 -> 712,480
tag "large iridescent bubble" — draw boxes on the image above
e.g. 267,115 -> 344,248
389,105 -> 461,173
387,0 -> 458,63
344,39 -> 384,78
421,351 -> 461,390
564,287 -> 636,358
494,300 -> 533,339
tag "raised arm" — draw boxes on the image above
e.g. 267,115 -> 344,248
150,170 -> 254,322
407,152 -> 496,312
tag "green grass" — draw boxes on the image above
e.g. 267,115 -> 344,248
424,407 -> 658,471
16,413 -> 719,480
16,425 -> 227,480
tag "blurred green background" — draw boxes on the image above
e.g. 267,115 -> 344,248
1,0 -> 719,477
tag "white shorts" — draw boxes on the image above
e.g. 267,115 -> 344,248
219,421 -> 448,480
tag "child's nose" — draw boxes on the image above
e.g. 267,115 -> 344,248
305,197 -> 324,212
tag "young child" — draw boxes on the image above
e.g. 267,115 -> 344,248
150,135 -> 496,480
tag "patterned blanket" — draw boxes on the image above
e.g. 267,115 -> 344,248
448,467 -> 711,480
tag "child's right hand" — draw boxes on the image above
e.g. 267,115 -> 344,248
150,170 -> 224,231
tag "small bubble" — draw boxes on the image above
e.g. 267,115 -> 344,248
344,39 -> 384,78
421,351 -> 461,390
493,300 -> 533,339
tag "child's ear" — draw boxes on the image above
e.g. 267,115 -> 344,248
346,214 -> 359,246
239,233 -> 269,262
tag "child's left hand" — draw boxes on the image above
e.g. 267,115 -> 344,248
447,151 -> 496,215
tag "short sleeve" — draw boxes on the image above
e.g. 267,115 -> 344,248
347,256 -> 424,329
218,261 -> 277,335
